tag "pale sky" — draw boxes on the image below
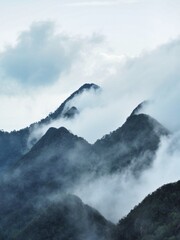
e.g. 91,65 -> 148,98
0,0 -> 180,54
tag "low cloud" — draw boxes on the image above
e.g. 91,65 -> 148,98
0,21 -> 89,89
1,23 -> 180,141
73,134 -> 180,222
25,37 -> 180,143
0,21 -> 105,130
61,37 -> 180,141
30,37 -> 180,222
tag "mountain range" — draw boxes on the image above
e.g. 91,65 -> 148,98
0,83 -> 179,240
0,83 -> 99,169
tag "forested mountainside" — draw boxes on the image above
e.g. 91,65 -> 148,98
115,181 -> 180,240
0,83 -> 178,240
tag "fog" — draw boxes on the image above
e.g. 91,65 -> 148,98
1,24 -> 180,232
73,134 -> 180,222
25,37 -> 180,146
21,36 -> 180,224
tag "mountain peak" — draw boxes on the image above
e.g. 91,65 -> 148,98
0,83 -> 100,167
38,82 -> 100,125
126,113 -> 169,136
130,101 -> 148,116
47,126 -> 70,136
94,113 -> 169,173
78,83 -> 100,91
35,126 -> 72,147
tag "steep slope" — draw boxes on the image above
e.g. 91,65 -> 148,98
0,113 -> 172,240
0,128 -> 98,239
11,114 -> 169,196
0,83 -> 99,169
115,180 -> 180,240
11,195 -> 114,240
0,193 -> 114,240
94,114 -> 169,174
11,126 -> 96,196
39,83 -> 99,125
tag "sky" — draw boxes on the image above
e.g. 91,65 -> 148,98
0,0 -> 180,131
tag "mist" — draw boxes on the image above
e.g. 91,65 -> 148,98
73,133 -> 180,222
8,36 -> 179,225
24,36 -> 180,147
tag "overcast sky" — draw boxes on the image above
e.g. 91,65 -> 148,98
1,0 -> 180,54
0,0 -> 180,132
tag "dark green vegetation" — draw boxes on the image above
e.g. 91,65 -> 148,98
10,195 -> 114,240
0,83 -> 179,240
116,181 -> 180,240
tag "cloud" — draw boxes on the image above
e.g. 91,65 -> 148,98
26,36 -> 180,222
26,37 -> 180,144
62,37 -> 180,221
0,21 -> 86,89
0,21 -> 105,130
1,22 -> 180,138
73,133 -> 180,223
126,38 -> 180,131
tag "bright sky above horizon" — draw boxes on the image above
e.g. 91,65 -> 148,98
0,0 -> 180,55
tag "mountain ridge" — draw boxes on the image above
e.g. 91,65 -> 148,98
0,83 -> 100,168
0,84 -> 178,240
115,180 -> 180,240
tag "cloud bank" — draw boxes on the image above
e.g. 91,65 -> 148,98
19,34 -> 180,145
73,133 -> 180,222
0,21 -> 105,130
0,21 -> 91,89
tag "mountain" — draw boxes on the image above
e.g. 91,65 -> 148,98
38,83 -> 99,125
94,114 -> 169,174
0,127 -> 97,238
10,194 -> 114,240
0,194 -> 114,240
9,113 -> 169,199
0,113 -> 170,238
1,172 -> 179,240
0,85 -> 177,240
115,180 -> 180,240
0,83 -> 100,169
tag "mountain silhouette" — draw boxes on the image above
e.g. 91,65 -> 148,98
0,85 -> 178,240
0,83 -> 99,169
